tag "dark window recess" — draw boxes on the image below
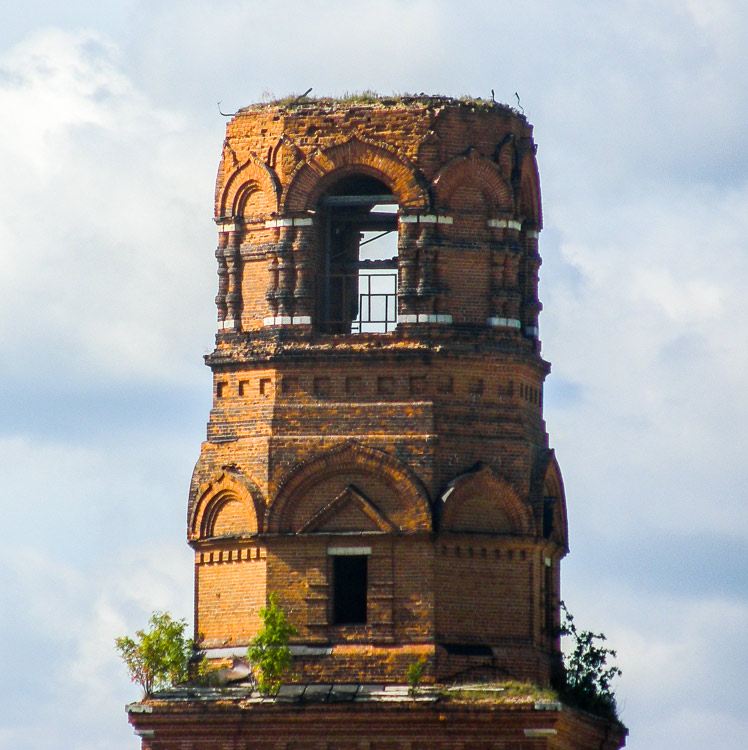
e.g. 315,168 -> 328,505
544,564 -> 555,634
318,175 -> 398,334
542,497 -> 556,538
333,555 -> 367,624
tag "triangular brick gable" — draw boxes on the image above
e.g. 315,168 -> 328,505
297,485 -> 396,534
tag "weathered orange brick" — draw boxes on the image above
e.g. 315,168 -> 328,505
185,95 -> 568,686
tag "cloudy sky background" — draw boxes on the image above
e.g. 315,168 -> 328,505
1,1 -> 746,748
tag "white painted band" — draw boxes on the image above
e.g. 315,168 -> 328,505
263,316 -> 312,326
398,314 -> 452,324
201,644 -> 335,658
328,546 -> 372,555
265,217 -> 316,228
399,214 -> 452,225
487,317 -> 521,328
129,706 -> 153,715
487,219 -> 522,230
263,316 -> 291,326
202,646 -> 250,659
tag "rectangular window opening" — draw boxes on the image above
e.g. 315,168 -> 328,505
318,188 -> 399,334
333,555 -> 367,625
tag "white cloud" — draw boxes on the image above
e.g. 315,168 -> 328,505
123,0 -> 450,110
541,176 -> 748,538
0,29 -> 216,387
0,539 -> 192,750
1,4 -> 748,750
630,270 -> 722,323
560,562 -> 748,746
0,429 -> 195,748
599,591 -> 748,747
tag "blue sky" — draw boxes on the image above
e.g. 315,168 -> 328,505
1,2 -> 747,748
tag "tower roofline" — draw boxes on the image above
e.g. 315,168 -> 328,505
235,92 -> 527,121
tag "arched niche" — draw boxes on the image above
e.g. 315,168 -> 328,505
431,151 -> 514,215
440,464 -> 534,536
531,450 -> 568,551
232,181 -> 266,221
189,470 -> 264,541
516,151 -> 542,228
267,442 -> 432,534
216,155 -> 281,219
281,136 -> 428,213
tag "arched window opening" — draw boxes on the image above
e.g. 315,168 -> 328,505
318,175 -> 398,333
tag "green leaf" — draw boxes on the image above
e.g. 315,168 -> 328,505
559,601 -> 622,720
247,594 -> 297,695
115,611 -> 192,697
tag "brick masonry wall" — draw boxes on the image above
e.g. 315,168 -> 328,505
194,545 -> 266,647
189,98 -> 568,687
128,697 -> 628,750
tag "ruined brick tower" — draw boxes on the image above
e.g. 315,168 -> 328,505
127,96 -> 626,750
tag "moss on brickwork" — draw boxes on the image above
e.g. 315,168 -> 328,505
239,92 -> 519,116
439,680 -> 559,704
